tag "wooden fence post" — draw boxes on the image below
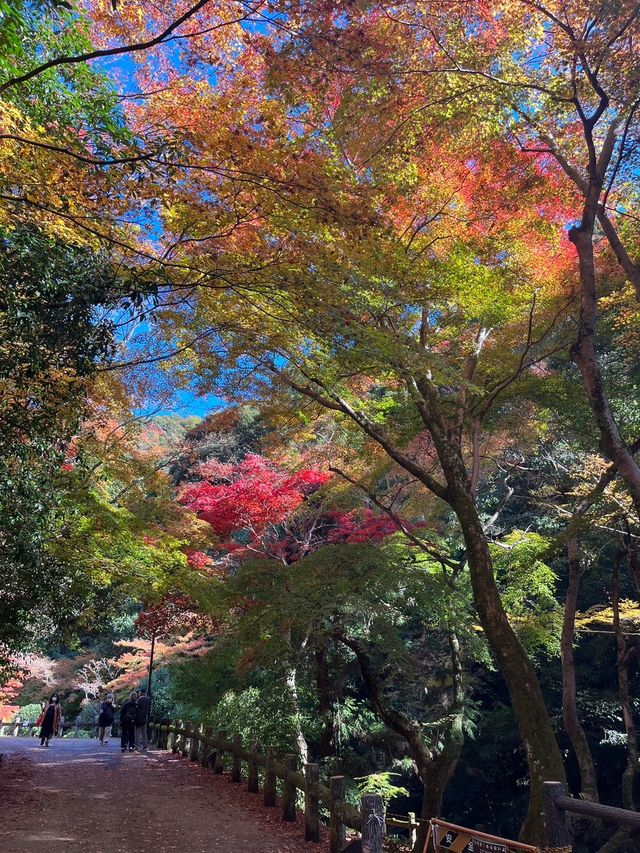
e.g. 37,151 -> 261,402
248,740 -> 261,793
190,723 -> 202,762
329,775 -> 346,852
12,721 -> 20,737
264,746 -> 277,807
175,719 -> 183,753
232,733 -> 242,782
160,717 -> 170,749
214,729 -> 226,774
304,762 -> 320,842
181,721 -> 191,758
543,781 -> 573,851
202,726 -> 215,768
282,754 -> 297,822
175,720 -> 183,753
167,719 -> 177,752
361,794 -> 385,853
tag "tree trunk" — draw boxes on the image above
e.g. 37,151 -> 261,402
412,630 -> 465,853
285,627 -> 309,764
413,759 -> 457,853
626,548 -> 640,599
612,549 -> 638,811
453,489 -> 566,845
569,225 -> 640,521
337,630 -> 464,852
562,537 -> 599,801
286,664 -> 308,765
315,643 -> 334,758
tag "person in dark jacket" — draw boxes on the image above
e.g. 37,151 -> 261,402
38,696 -> 60,747
135,688 -> 150,751
98,693 -> 115,746
119,691 -> 137,752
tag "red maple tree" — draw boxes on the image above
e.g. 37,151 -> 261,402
327,508 -> 406,544
180,454 -> 331,562
135,593 -> 213,639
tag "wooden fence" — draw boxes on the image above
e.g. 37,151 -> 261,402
149,718 -> 415,852
148,724 -> 640,852
543,781 -> 640,850
11,716 -> 635,850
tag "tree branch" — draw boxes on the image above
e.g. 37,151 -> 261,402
0,0 -> 215,93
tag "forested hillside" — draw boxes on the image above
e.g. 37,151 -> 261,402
1,2 -> 640,851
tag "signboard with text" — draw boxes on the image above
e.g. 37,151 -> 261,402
430,820 -> 534,853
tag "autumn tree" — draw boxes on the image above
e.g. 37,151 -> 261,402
4,1 -> 640,841
0,227 -> 146,668
139,104 -> 578,841
181,453 -> 331,758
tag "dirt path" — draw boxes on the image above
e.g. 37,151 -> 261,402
0,737 -> 324,852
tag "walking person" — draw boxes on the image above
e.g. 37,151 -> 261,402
37,695 -> 61,747
135,687 -> 150,751
98,692 -> 115,746
120,691 -> 137,752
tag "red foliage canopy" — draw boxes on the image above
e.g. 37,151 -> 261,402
327,509 -> 403,544
135,593 -> 208,639
180,454 -> 330,539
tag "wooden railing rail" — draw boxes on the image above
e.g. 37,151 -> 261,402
544,781 -> 640,850
149,718 -> 405,852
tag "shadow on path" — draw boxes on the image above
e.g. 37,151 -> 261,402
0,737 -> 315,852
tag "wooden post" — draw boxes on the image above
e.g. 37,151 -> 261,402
214,729 -> 226,774
176,719 -> 183,753
167,719 -> 177,752
282,754 -> 297,822
248,740 -> 261,793
73,722 -> 79,738
177,720 -> 184,753
264,746 -> 277,807
202,726 -> 215,767
181,721 -> 191,758
13,721 -> 20,737
361,794 -> 385,853
304,762 -> 320,842
232,733 -> 242,782
543,781 -> 573,850
408,812 -> 417,849
190,723 -> 202,762
160,717 -> 170,750
329,775 -> 346,852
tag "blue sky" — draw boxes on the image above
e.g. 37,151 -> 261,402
162,389 -> 224,418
